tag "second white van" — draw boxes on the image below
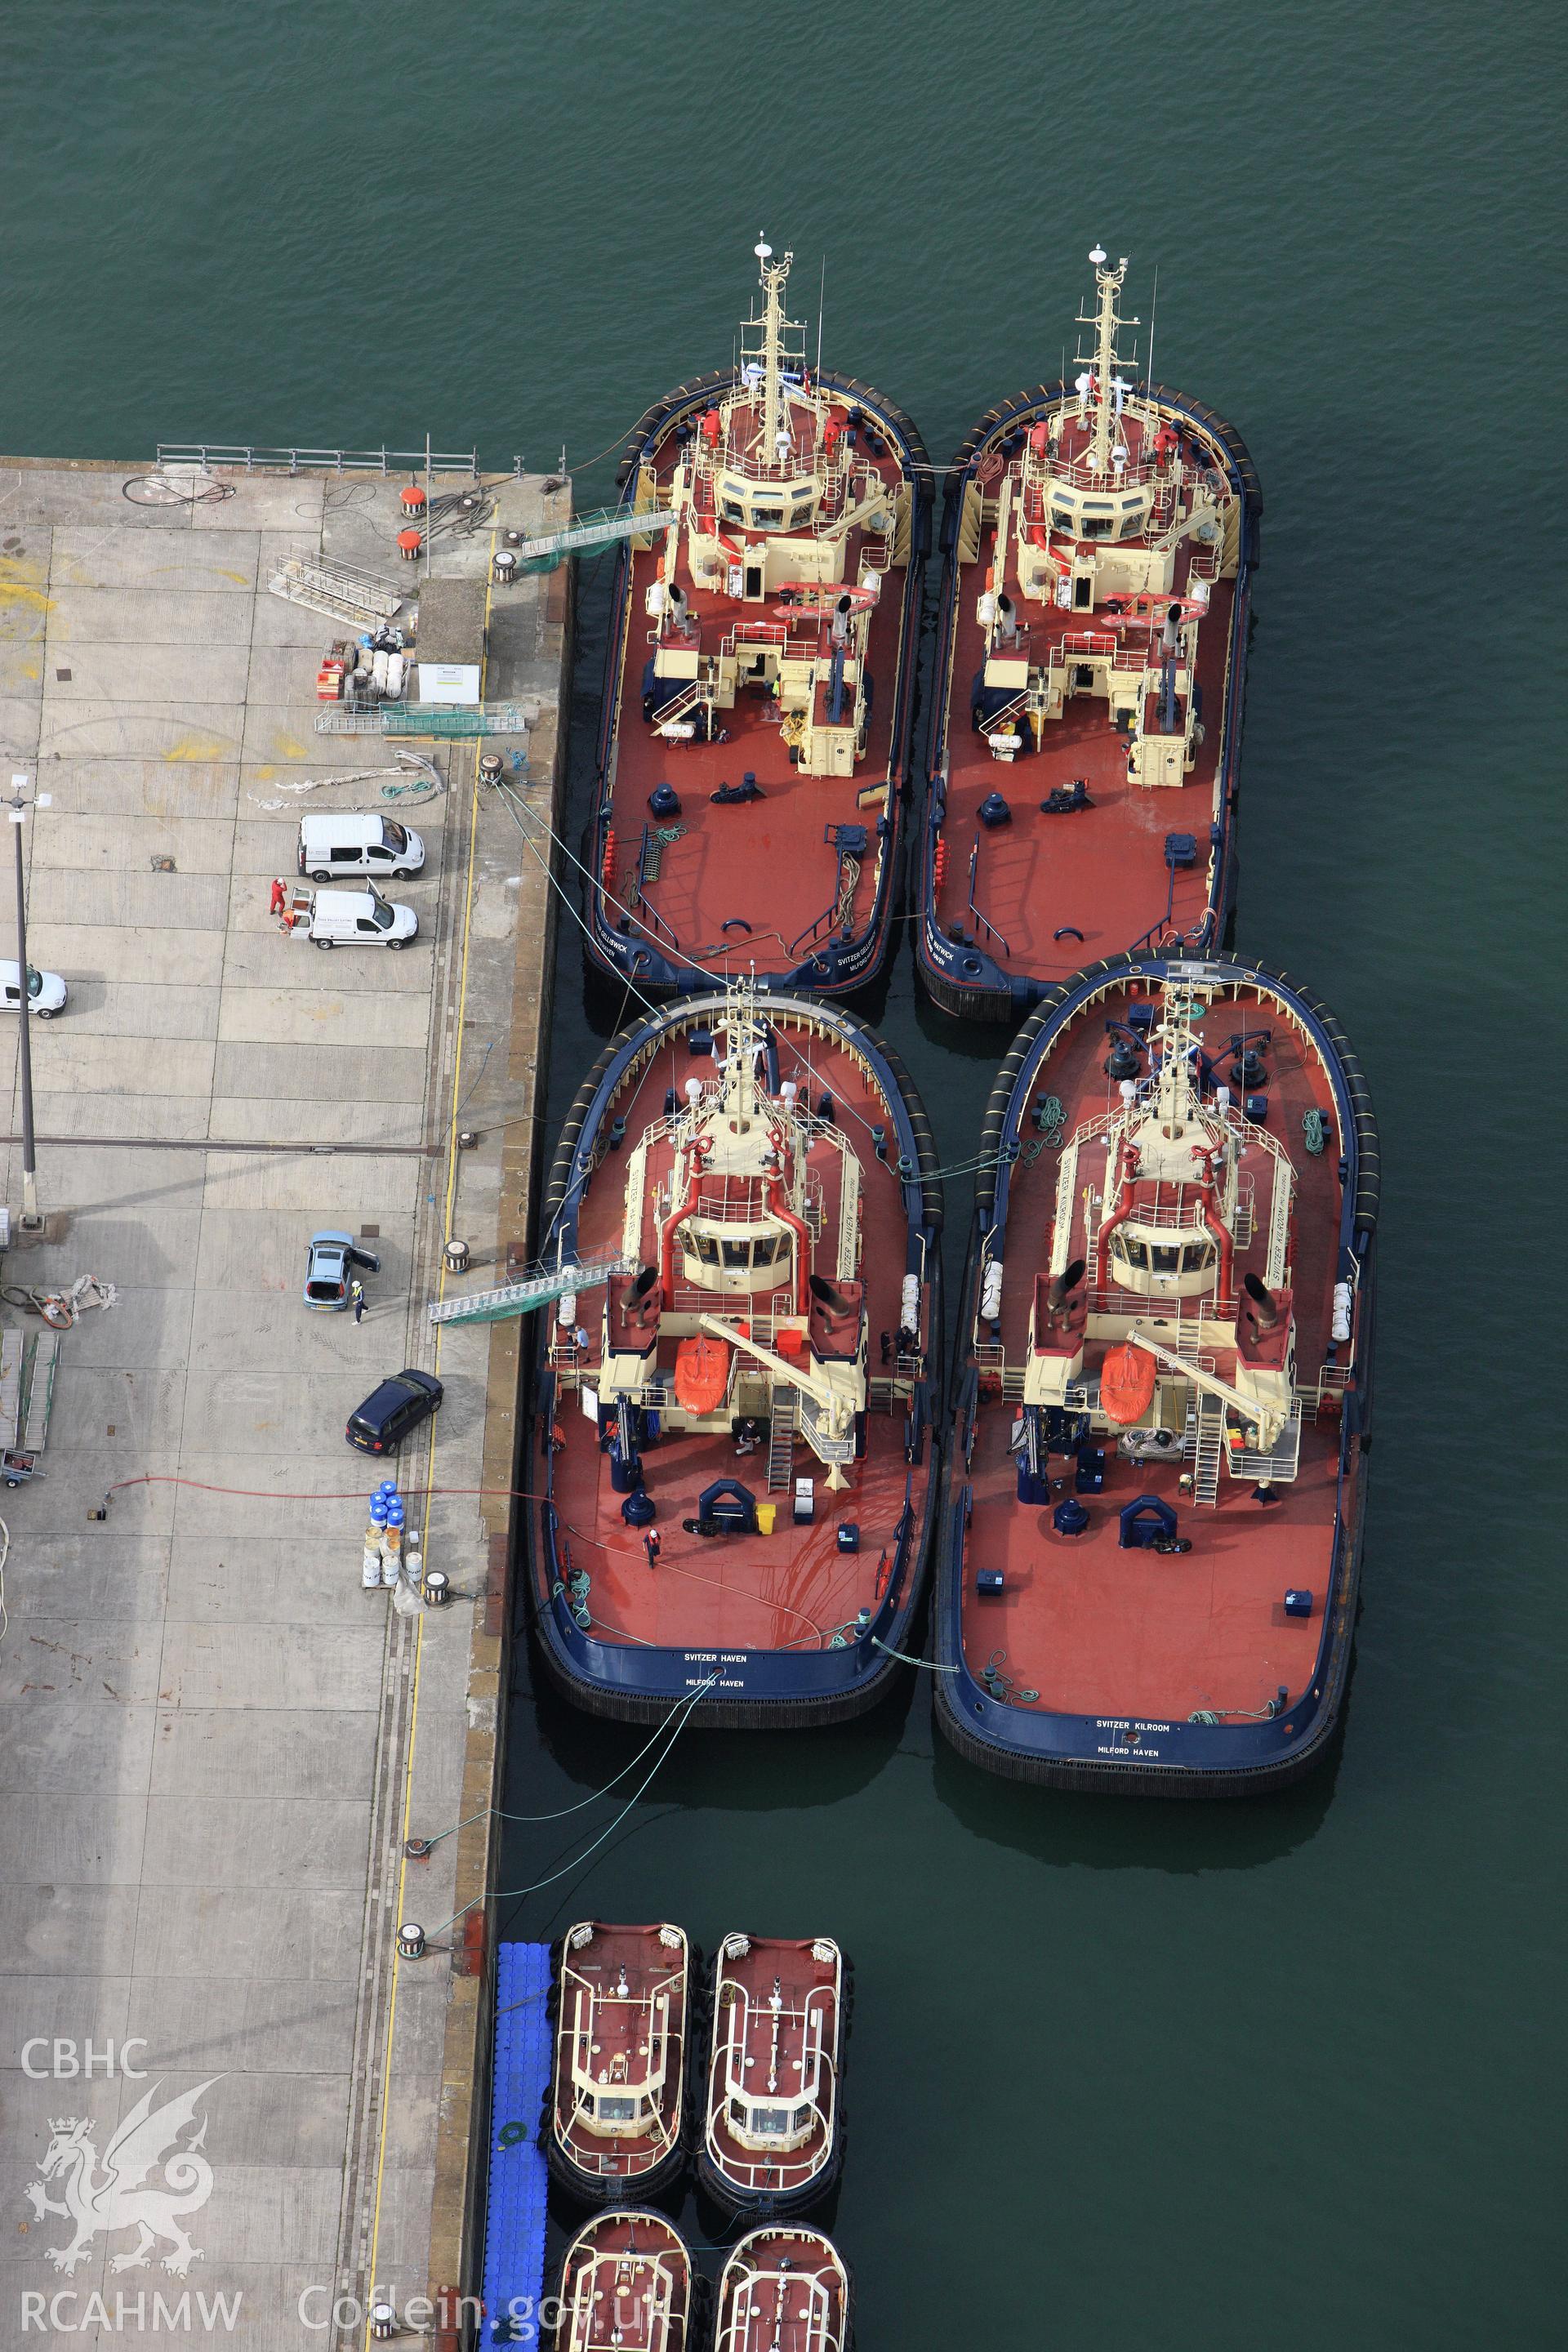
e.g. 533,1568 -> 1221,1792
297,814 -> 425,882
306,889 -> 418,951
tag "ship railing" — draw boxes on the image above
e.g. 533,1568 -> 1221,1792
1088,1284 -> 1239,1323
631,827 -> 682,953
966,838 -> 1009,958
671,1282 -> 795,1321
1042,627 -> 1121,670
155,440 -> 480,478
1049,448 -> 1164,492
1225,1396 -> 1303,1485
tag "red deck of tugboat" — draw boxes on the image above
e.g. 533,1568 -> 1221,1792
603,403 -> 911,976
555,1030 -> 916,1654
557,2210 -> 691,2352
936,412 -> 1236,981
715,2229 -> 849,2352
964,982 -> 1343,1723
553,1922 -> 687,2183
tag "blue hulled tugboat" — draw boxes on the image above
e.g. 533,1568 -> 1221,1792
920,250 -> 1263,1019
937,953 -> 1377,1792
530,983 -> 942,1726
586,240 -> 929,998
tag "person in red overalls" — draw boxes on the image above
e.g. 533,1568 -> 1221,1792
270,878 -> 287,917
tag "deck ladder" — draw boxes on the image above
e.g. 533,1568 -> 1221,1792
766,1388 -> 799,1491
1190,1387 -> 1227,1505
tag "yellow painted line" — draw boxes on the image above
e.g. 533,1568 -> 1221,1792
360,533 -> 499,2346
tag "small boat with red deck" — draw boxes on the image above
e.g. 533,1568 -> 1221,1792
553,2208 -> 693,2352
531,983 -> 942,1727
920,249 -> 1263,1019
548,1922 -> 692,2202
586,239 -> 929,998
937,953 -> 1379,1791
712,2226 -> 851,2352
699,1933 -> 844,2215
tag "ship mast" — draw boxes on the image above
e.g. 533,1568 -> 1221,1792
1076,246 -> 1139,477
748,235 -> 795,462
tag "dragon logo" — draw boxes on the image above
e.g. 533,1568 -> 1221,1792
26,2078 -> 220,2275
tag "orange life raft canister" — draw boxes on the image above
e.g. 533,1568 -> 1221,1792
1098,1341 -> 1157,1426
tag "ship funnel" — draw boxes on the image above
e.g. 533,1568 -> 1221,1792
1047,1258 -> 1087,1310
1243,1270 -> 1280,1330
808,1275 -> 854,1316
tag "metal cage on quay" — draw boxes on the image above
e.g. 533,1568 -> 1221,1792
936,951 -> 1378,1794
585,238 -> 932,1001
920,247 -> 1264,1021
528,982 -> 943,1729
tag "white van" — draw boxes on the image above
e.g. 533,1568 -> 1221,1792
297,814 -> 425,883
0,960 -> 67,1017
306,888 -> 418,951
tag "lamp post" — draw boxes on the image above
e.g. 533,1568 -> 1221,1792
7,773 -> 48,1230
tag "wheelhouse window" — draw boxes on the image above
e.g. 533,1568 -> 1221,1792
598,2096 -> 636,2123
720,498 -> 746,524
750,2106 -> 791,2136
722,1238 -> 751,1267
790,503 -> 815,527
1151,1245 -> 1180,1274
1114,1236 -> 1149,1270
1181,1241 -> 1215,1272
752,506 -> 784,528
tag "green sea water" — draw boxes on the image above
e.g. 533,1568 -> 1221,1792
9,2 -> 1562,2344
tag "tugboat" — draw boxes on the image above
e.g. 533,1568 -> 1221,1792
586,239 -> 930,998
548,1922 -> 692,2201
920,250 -> 1263,1018
699,1934 -> 845,2214
937,954 -> 1378,1791
553,2209 -> 693,2351
712,2226 -> 851,2352
531,983 -> 942,1726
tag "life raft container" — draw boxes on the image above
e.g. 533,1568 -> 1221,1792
1099,1340 -> 1157,1425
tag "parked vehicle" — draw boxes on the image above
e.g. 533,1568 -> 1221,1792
345,1367 -> 443,1454
1,960 -> 67,1018
298,813 -> 425,883
307,887 -> 417,951
303,1230 -> 381,1312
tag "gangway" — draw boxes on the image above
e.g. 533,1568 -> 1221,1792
427,1250 -> 637,1328
509,506 -> 676,570
267,555 -> 404,629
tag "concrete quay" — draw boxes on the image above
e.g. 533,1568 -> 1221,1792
0,457 -> 569,2345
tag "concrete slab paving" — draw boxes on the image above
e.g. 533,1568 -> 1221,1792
47,585 -> 258,645
48,525 -> 263,592
0,457 -> 567,2338
38,699 -> 247,762
149,1710 -> 380,1802
25,917 -> 226,982
42,755 -> 242,818
32,812 -> 241,872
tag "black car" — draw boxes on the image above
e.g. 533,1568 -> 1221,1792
345,1367 -> 443,1454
